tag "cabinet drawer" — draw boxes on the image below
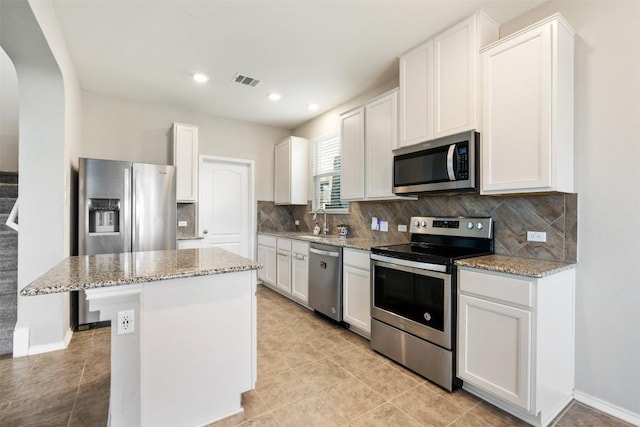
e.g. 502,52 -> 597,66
257,234 -> 276,248
343,248 -> 371,270
459,269 -> 533,307
292,241 -> 309,256
277,238 -> 292,252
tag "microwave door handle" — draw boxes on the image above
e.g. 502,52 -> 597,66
446,144 -> 456,181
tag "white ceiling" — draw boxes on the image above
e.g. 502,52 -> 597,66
52,0 -> 545,130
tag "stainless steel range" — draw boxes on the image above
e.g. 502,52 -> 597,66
370,216 -> 494,391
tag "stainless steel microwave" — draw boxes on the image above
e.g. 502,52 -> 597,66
393,131 -> 479,195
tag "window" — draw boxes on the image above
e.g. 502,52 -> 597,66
312,131 -> 348,213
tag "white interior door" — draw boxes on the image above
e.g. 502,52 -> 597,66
199,156 -> 254,258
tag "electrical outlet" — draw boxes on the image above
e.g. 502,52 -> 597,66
398,224 -> 408,232
178,221 -> 188,227
380,221 -> 389,232
294,220 -> 300,226
117,310 -> 135,335
527,231 -> 547,242
371,217 -> 379,230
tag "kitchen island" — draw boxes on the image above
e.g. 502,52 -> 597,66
21,248 -> 261,427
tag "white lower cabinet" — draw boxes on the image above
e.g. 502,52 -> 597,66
342,248 -> 371,338
258,235 -> 310,307
257,235 -> 276,286
457,267 -> 575,427
275,238 -> 292,294
291,241 -> 309,305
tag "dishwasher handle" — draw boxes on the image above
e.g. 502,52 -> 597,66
309,247 -> 340,258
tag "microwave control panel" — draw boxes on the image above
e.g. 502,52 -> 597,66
456,144 -> 469,179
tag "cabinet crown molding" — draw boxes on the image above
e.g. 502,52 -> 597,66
482,13 -> 575,53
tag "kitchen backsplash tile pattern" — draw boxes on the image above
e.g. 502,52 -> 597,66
177,203 -> 196,238
257,193 -> 578,263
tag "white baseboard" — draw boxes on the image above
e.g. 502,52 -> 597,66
12,326 -> 30,357
26,327 -> 73,356
574,390 -> 640,426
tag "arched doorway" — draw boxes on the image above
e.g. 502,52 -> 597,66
0,46 -> 19,355
1,0 -> 70,356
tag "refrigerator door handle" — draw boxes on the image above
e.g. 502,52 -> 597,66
124,167 -> 132,252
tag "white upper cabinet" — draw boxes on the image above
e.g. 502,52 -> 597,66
274,136 -> 308,205
480,14 -> 574,195
341,90 -> 408,202
365,91 -> 398,199
172,123 -> 199,202
399,40 -> 433,147
340,107 -> 366,201
399,12 -> 499,147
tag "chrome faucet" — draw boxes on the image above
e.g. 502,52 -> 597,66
313,208 -> 329,236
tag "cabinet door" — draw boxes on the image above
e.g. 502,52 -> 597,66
481,24 -> 553,194
458,294 -> 532,410
365,92 -> 397,199
433,16 -> 476,138
292,253 -> 309,304
340,108 -> 365,200
343,264 -> 371,337
399,40 -> 433,147
257,245 -> 276,285
172,123 -> 199,202
274,139 -> 291,204
289,137 -> 309,205
276,250 -> 292,294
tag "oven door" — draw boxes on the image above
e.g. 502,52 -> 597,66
371,255 -> 452,349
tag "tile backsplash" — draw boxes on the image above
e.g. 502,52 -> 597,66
177,203 -> 196,238
257,193 -> 577,263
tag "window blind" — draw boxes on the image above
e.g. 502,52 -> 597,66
313,132 -> 348,212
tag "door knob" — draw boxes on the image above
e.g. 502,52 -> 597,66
203,229 -> 208,234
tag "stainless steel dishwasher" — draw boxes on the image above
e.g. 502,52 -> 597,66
308,243 -> 343,322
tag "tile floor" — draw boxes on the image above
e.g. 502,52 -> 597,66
0,284 -> 633,426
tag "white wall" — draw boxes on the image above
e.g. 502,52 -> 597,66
502,1 -> 640,420
0,0 -> 69,353
81,91 -> 290,201
0,48 -> 19,172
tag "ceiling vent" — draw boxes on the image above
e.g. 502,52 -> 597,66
233,73 -> 260,87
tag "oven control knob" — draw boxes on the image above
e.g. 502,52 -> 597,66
420,221 -> 427,228
414,220 -> 420,227
467,222 -> 474,229
477,222 -> 484,230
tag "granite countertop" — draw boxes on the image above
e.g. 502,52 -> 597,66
177,236 -> 205,240
258,231 -> 405,251
456,254 -> 576,278
21,248 -> 262,296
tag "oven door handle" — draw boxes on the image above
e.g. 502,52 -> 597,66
370,254 -> 447,273
446,144 -> 456,181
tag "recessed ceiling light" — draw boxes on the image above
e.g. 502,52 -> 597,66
307,103 -> 319,111
193,73 -> 209,83
268,93 -> 282,101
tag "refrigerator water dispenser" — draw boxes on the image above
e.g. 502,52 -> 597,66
88,198 -> 120,234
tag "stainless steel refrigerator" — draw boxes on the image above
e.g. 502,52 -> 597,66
76,157 -> 176,328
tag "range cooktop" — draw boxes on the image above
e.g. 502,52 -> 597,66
371,216 -> 494,266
